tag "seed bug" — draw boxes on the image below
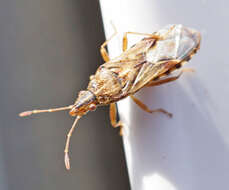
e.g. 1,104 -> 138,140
19,24 -> 201,170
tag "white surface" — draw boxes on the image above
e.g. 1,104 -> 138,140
100,1 -> 229,189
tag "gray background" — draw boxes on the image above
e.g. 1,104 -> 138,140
0,0 -> 130,189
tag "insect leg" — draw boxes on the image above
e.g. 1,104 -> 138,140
146,68 -> 195,87
122,32 -> 160,51
130,95 -> 172,117
100,22 -> 117,62
109,103 -> 123,135
122,25 -> 176,51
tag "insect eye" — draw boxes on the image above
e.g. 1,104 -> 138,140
89,103 -> 96,111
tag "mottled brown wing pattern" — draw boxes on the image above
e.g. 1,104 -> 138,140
127,25 -> 200,93
129,60 -> 169,93
98,37 -> 156,98
108,37 -> 155,63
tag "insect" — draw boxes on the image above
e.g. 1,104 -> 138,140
19,24 -> 201,170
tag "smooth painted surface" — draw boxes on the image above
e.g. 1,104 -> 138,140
100,0 -> 229,189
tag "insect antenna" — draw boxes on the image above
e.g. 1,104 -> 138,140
64,115 -> 81,170
19,105 -> 74,117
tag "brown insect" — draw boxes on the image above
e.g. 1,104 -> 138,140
19,24 -> 201,170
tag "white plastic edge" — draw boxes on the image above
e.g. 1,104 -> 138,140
100,1 -> 229,190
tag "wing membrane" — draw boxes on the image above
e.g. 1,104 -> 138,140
101,25 -> 200,97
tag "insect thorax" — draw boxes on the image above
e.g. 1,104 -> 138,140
87,67 -> 123,104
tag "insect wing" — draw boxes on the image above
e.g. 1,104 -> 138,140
147,25 -> 200,63
129,60 -> 168,93
130,25 -> 201,93
101,38 -> 155,94
108,37 -> 155,63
